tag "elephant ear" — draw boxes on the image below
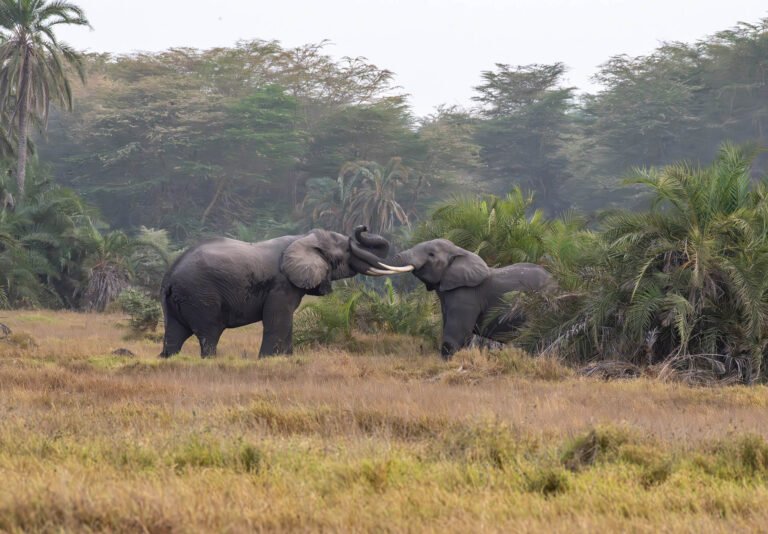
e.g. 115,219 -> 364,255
281,234 -> 330,290
440,251 -> 490,291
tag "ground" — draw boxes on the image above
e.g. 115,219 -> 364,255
1,310 -> 768,532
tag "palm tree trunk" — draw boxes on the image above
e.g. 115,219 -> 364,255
15,48 -> 31,200
200,176 -> 228,226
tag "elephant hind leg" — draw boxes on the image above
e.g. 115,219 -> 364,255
160,314 -> 193,357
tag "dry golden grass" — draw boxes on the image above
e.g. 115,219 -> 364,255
2,310 -> 768,532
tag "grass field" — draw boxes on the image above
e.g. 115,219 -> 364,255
2,311 -> 768,532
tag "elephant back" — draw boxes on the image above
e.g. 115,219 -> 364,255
493,263 -> 553,291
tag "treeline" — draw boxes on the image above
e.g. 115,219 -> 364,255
40,42 -> 470,238
37,18 -> 768,239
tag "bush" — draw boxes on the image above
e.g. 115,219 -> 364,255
293,284 -> 362,347
117,289 -> 162,337
355,278 -> 440,344
293,279 -> 440,349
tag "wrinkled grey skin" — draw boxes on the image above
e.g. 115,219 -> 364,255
160,227 -> 391,358
390,239 -> 554,359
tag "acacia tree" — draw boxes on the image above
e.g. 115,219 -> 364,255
473,63 -> 575,213
0,0 -> 89,199
583,45 -> 703,175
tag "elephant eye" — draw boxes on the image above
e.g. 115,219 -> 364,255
428,252 -> 435,257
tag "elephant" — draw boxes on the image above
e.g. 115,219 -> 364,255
384,239 -> 554,359
159,226 -> 410,358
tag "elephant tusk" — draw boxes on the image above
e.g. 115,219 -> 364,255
376,262 -> 414,273
366,267 -> 399,275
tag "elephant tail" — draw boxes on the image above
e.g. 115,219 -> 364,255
160,274 -> 170,323
160,273 -> 178,328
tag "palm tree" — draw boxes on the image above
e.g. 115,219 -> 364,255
300,177 -> 343,231
0,172 -> 92,307
413,187 -> 550,266
338,157 -> 410,234
80,226 -> 135,312
0,0 -> 89,199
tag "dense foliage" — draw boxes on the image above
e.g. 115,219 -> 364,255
513,145 -> 768,383
0,167 -> 174,309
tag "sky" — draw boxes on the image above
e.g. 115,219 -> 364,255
56,0 -> 768,116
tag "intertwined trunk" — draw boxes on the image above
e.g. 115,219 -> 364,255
15,46 -> 31,199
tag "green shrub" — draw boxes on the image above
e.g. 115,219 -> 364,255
704,434 -> 768,480
526,467 -> 571,496
238,444 -> 264,474
294,280 -> 440,349
293,284 -> 363,347
561,426 -> 635,471
117,288 -> 161,336
355,278 -> 440,345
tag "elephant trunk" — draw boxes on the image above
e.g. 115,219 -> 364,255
353,225 -> 389,259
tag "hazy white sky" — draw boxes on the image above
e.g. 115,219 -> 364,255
56,0 -> 768,116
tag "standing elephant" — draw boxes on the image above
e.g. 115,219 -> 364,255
160,226 -> 406,357
386,239 -> 554,358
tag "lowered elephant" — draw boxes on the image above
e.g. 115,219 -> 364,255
384,239 -> 554,358
160,226 -> 407,357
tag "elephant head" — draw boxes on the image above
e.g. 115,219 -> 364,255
387,239 -> 490,291
280,226 -> 397,294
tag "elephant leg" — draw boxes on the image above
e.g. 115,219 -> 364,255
259,292 -> 302,357
160,314 -> 192,357
440,303 -> 481,359
197,328 -> 224,358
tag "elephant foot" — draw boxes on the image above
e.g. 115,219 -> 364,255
258,349 -> 293,359
158,347 -> 178,358
440,342 -> 457,360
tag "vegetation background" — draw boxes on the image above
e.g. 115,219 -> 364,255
3,7 -> 768,379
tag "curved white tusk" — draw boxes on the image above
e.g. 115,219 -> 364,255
366,268 -> 398,275
376,263 -> 414,273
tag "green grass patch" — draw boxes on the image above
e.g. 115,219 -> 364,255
11,313 -> 60,325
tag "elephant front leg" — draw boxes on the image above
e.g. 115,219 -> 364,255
259,292 -> 302,357
440,313 -> 477,360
